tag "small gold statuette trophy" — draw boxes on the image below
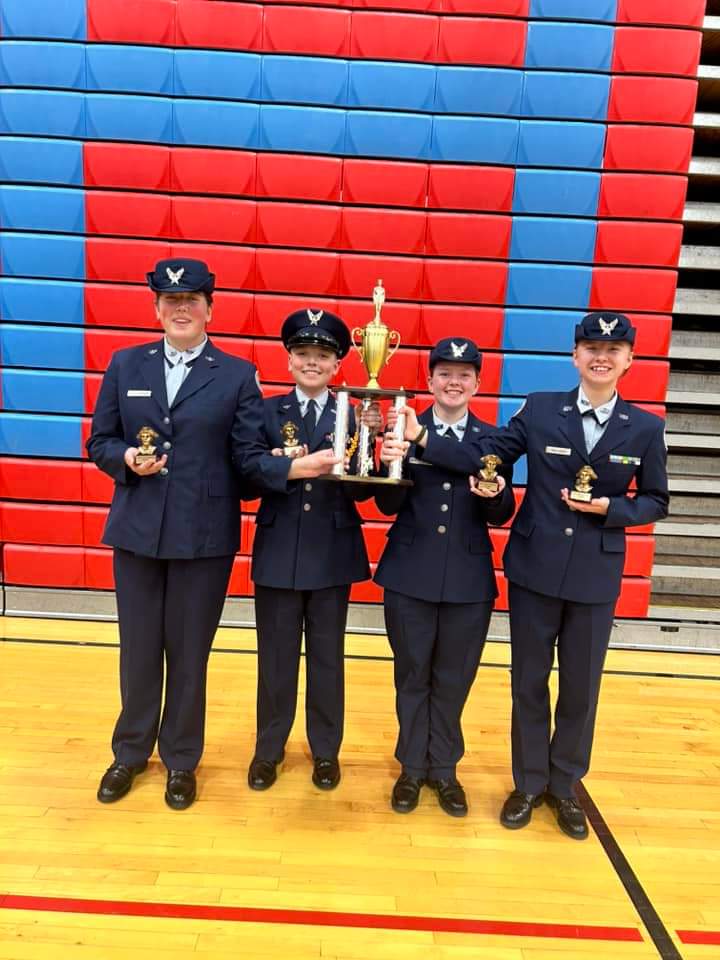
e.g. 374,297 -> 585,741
281,421 -> 305,458
569,465 -> 598,503
476,454 -> 502,494
135,426 -> 159,465
327,280 -> 413,486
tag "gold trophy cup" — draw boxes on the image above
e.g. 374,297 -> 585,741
351,280 -> 401,389
135,426 -> 159,465
569,465 -> 598,503
477,454 -> 502,494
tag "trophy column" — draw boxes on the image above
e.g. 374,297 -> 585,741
332,388 -> 350,478
388,393 -> 407,483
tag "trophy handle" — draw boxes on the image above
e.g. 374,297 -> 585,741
351,326 -> 365,362
386,330 -> 401,364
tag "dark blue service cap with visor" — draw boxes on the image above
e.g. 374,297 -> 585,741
574,312 -> 636,345
146,258 -> 216,295
429,337 -> 483,371
281,308 -> 351,359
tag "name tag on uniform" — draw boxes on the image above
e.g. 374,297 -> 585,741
609,454 -> 641,466
127,389 -> 152,397
545,446 -> 571,456
408,457 -> 431,467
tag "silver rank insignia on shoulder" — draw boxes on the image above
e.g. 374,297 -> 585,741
599,316 -> 618,336
206,355 -> 214,362
562,405 -> 573,412
618,413 -> 629,420
471,425 -> 480,432
166,266 -> 185,285
148,348 -> 158,355
450,340 -> 467,359
307,309 -> 323,326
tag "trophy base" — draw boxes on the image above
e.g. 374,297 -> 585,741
339,386 -> 416,400
319,474 -> 413,487
283,445 -> 306,458
134,453 -> 158,465
569,490 -> 593,502
476,479 -> 499,494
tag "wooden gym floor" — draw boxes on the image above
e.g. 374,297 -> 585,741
0,615 -> 718,960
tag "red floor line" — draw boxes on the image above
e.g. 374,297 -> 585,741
677,930 -> 720,946
0,894 -> 643,942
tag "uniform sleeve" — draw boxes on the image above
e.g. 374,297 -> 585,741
603,420 -> 669,528
85,353 -> 137,486
231,366 -> 293,494
475,462 -> 515,527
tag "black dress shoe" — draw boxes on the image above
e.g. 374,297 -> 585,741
248,755 -> 283,791
391,774 -> 424,814
428,778 -> 468,817
97,761 -> 147,804
312,757 -> 340,790
500,789 -> 544,830
165,769 -> 196,810
546,794 -> 589,840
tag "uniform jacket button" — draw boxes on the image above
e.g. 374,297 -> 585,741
163,441 -> 172,450
437,525 -> 447,534
163,416 -> 170,425
442,482 -> 451,491
440,504 -> 449,512
305,482 -> 312,491
160,467 -> 168,477
303,503 -> 312,512
564,527 -> 573,536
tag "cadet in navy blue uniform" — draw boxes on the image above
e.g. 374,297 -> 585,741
460,313 -> 669,839
247,309 -> 378,793
88,261 -> 338,810
376,339 -> 515,817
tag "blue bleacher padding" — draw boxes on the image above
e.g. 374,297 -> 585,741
517,120 -> 605,169
529,0 -> 617,20
431,116 -> 519,164
506,263 -> 591,308
264,56 -> 348,107
0,278 -> 85,326
85,94 -> 173,144
512,170 -> 600,216
501,353 -> 577,395
348,62 -> 435,112
0,324 -> 84,369
0,90 -> 85,138
173,99 -> 260,149
525,22 -> 614,71
502,308 -> 584,352
261,105 -> 346,155
0,186 -> 85,234
346,111 -> 432,161
0,138 -> 83,186
175,50 -> 262,101
0,369 -> 85,414
0,233 -> 85,280
521,72 -> 609,121
510,217 -> 597,263
434,67 -> 523,117
0,40 -> 85,89
86,45 -> 173,96
0,0 -> 86,40
496,398 -> 528,482
0,413 -> 81,458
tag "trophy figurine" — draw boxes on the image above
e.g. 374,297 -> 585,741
281,421 -> 305,458
135,426 -> 159,465
569,465 -> 598,503
476,454 -> 502,494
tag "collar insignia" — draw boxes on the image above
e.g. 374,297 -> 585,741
450,340 -> 468,359
563,405 -> 573,412
599,316 -> 618,336
166,266 -> 185,286
471,425 -> 480,432
619,413 -> 629,420
148,348 -> 158,355
307,309 -> 323,326
206,356 -> 214,362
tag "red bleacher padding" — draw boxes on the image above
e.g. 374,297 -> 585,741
341,208 -> 427,255
437,17 -> 527,66
3,544 -> 85,588
608,77 -> 698,126
85,373 -> 103,413
428,165 -> 515,212
171,197 -> 257,244
611,26 -> 702,77
350,576 -> 383,604
257,203 -> 342,249
615,360 -> 669,403
241,515 -> 254,555
228,555 -> 251,596
85,329 -> 161,371
604,126 -> 694,174
84,144 -> 171,191
0,503 -> 83,544
361,523 -> 391,564
350,12 -> 439,61
335,347 -> 423,390
420,305 -> 504,349
590,267 -> 677,313
615,578 -> 651,617
175,0 -> 263,50
257,154 -> 342,202
171,149 -> 257,196
253,340 -> 296,382
83,507 -> 109,547
595,222 -> 683,268
87,238 -> 170,282
426,213 -> 512,259
209,337 -> 254,362
468,396 -> 500,425
616,0 -> 705,28
339,254 -> 424,300
253,294 -> 340,336
353,0 -> 436,9
0,458 -> 82,502
263,6 -> 351,55
256,249 -> 339,295
443,0 -> 528,13
86,192 -> 172,238
598,173 -> 687,220
81,462 -> 113,503
87,0 -> 175,43
85,284 -> 156,328
625,314 -> 672,357
341,301 -> 421,344
207,292 -> 255,336
81,418 -> 92,460
171,243 -> 256,290
423,259 -> 508,305
342,160 -> 429,208
85,547 -> 114,589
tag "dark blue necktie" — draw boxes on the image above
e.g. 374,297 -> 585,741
304,398 -> 318,435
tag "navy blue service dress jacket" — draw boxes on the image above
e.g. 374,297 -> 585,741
374,409 -> 515,603
87,338 -> 291,559
250,390 -> 371,591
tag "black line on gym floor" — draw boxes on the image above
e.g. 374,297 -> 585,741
577,781 -> 684,960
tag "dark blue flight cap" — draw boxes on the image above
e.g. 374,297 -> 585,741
575,311 -> 636,345
146,258 -> 215,295
281,308 -> 351,359
429,337 -> 482,371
